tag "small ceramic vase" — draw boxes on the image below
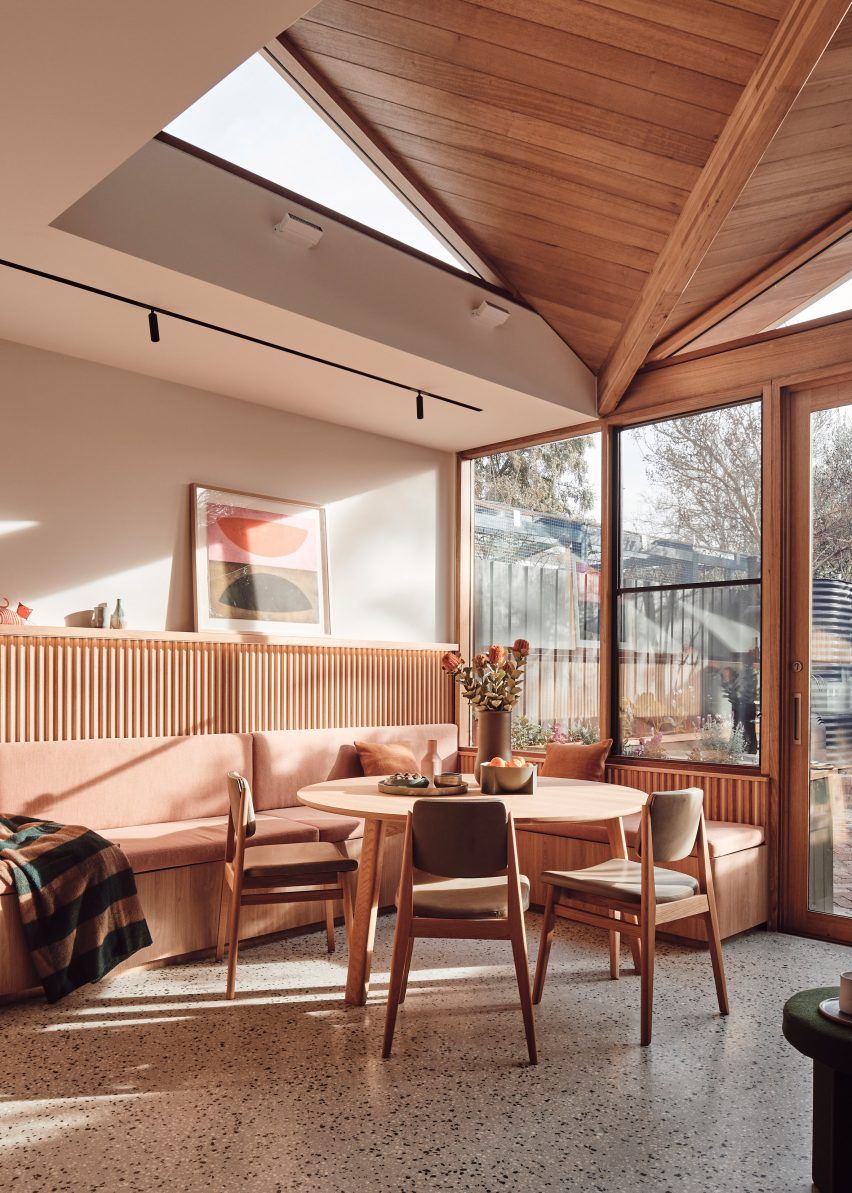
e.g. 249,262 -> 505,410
420,738 -> 442,784
110,599 -> 127,630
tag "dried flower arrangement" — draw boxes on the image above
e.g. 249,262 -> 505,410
441,640 -> 530,712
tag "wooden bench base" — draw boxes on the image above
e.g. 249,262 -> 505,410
517,829 -> 767,944
0,832 -> 404,1000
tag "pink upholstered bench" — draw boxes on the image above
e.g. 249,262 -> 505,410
0,722 -> 459,999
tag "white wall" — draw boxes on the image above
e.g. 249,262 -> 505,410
0,339 -> 454,641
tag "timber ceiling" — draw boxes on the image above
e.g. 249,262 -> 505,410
280,0 -> 851,400
656,11 -> 852,355
282,0 -> 788,372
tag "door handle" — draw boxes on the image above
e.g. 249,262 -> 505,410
792,693 -> 802,745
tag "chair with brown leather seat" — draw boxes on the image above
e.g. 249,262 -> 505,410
216,771 -> 358,999
532,786 -> 728,1045
383,798 -> 537,1064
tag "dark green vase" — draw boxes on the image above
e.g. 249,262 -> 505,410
474,709 -> 512,782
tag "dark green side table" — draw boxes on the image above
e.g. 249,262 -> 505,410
783,987 -> 852,1193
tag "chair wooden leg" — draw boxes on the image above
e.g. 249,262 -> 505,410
532,885 -> 556,1005
382,913 -> 411,1059
609,911 -> 621,980
509,917 -> 538,1065
704,904 -> 729,1016
225,880 -> 243,1001
696,811 -> 729,1017
606,817 -> 641,973
399,938 -> 414,1004
215,871 -> 229,962
325,893 -> 336,954
334,845 -> 355,942
640,910 -> 655,1046
341,872 -> 355,942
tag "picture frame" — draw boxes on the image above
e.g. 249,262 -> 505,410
190,484 -> 330,636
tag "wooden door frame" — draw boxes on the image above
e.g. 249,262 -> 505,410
780,370 -> 852,942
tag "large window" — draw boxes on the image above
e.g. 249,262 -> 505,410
616,402 -> 762,765
472,433 -> 602,749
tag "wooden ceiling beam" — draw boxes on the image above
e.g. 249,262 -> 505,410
647,205 -> 852,359
597,0 -> 852,414
272,32 -> 512,292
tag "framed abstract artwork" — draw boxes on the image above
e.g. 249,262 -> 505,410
191,484 -> 330,635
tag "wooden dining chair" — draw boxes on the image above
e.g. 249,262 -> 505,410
216,771 -> 358,999
532,787 -> 729,1045
383,798 -> 537,1064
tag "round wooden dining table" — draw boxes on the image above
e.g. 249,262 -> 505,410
298,774 -> 648,1006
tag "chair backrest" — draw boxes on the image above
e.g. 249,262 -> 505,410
412,799 -> 508,878
226,771 -> 257,840
647,787 -> 704,861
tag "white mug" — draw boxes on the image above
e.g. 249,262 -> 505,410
840,971 -> 852,1016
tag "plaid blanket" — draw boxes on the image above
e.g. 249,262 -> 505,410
0,816 -> 152,1002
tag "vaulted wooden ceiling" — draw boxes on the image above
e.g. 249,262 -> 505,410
281,0 -> 852,408
651,11 -> 852,355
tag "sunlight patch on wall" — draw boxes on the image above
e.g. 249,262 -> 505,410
0,519 -> 38,537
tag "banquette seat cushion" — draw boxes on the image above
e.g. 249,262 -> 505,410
105,813 -> 320,875
0,732 -> 254,829
251,724 -> 460,809
521,811 -> 765,858
0,723 -> 461,888
252,723 -> 460,842
0,723 -> 460,995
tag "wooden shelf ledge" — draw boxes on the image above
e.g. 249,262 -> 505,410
0,625 -> 458,652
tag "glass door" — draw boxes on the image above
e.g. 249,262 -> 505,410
785,383 -> 852,941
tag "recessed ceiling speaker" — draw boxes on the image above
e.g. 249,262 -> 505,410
274,213 -> 324,248
472,299 -> 510,328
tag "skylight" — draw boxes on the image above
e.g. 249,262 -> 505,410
782,275 -> 852,326
165,53 -> 469,271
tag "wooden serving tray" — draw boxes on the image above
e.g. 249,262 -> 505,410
377,780 -> 469,797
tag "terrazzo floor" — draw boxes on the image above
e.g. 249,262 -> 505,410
1,917 -> 849,1193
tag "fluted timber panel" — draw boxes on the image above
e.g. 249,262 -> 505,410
606,762 -> 769,827
0,636 -> 454,743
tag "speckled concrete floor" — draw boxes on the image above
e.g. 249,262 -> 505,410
1,918 -> 848,1192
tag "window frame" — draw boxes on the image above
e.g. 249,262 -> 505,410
609,398 -> 764,771
459,420 -> 606,751
459,399 -> 767,774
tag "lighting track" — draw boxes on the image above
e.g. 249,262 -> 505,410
0,258 -> 482,416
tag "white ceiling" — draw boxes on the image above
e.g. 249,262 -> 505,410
0,2 -> 596,452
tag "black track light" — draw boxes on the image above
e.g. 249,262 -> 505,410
0,258 -> 484,415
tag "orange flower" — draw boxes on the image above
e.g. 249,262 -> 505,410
441,651 -> 463,673
488,644 -> 507,667
473,653 -> 489,670
512,638 -> 530,658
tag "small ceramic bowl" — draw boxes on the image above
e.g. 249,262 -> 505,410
481,763 -> 535,793
434,771 -> 464,788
